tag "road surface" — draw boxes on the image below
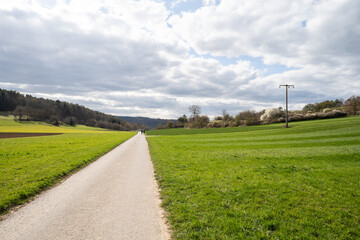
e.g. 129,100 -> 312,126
0,133 -> 170,240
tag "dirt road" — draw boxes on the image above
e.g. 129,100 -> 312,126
0,133 -> 170,240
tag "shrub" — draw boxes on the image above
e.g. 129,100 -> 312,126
186,115 -> 210,128
260,108 -> 285,123
49,116 -> 60,126
207,120 -> 230,128
64,117 -> 77,126
234,110 -> 261,126
344,95 -> 360,115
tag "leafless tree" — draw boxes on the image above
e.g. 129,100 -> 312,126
188,105 -> 201,118
344,95 -> 360,115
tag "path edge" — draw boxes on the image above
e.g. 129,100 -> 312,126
145,136 -> 172,240
0,133 -> 137,221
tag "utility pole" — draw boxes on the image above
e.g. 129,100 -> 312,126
279,84 -> 295,128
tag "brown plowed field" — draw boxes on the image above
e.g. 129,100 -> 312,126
0,133 -> 62,139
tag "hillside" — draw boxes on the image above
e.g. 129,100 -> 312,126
0,89 -> 141,131
119,116 -> 176,129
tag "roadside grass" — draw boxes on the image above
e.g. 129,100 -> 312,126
147,116 -> 360,239
0,117 -> 136,214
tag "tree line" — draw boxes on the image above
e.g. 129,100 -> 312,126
2,88 -> 358,130
161,96 -> 360,129
0,89 -> 144,131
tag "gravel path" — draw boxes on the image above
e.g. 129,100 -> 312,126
0,133 -> 170,240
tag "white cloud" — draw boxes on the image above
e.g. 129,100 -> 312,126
169,0 -> 360,69
0,0 -> 359,118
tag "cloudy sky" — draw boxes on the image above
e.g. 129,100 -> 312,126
0,0 -> 359,118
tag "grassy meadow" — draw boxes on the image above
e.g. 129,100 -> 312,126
0,116 -> 136,214
147,117 -> 360,239
0,115 -> 106,133
147,123 -> 284,136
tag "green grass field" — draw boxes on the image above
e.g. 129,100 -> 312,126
0,115 -> 106,133
0,116 -> 136,214
147,123 -> 284,136
147,117 -> 360,239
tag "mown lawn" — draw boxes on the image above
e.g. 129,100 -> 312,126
0,117 -> 136,214
147,117 -> 360,239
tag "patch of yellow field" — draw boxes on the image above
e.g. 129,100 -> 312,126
0,116 -> 112,133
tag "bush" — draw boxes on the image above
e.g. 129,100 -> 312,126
260,108 -> 285,123
290,110 -> 347,121
207,120 -> 230,128
344,95 -> 360,115
49,116 -> 60,126
186,116 -> 209,128
234,110 -> 261,126
302,99 -> 343,112
166,121 -> 174,128
64,117 -> 77,126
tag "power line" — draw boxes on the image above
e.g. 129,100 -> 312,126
279,84 -> 295,128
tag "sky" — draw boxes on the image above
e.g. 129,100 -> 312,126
0,0 -> 359,119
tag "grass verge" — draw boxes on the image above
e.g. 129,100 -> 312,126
147,116 -> 360,239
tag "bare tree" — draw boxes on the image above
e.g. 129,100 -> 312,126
188,105 -> 201,118
344,95 -> 360,115
222,109 -> 232,121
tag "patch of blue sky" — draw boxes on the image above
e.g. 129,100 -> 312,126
100,7 -> 109,14
302,20 -> 307,27
160,0 -> 220,15
189,48 -> 298,76
38,0 -> 56,8
164,0 -> 202,14
261,63 -> 299,76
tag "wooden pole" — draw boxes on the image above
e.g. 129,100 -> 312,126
279,84 -> 294,128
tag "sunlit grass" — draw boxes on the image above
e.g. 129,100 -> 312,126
0,116 -> 107,133
0,117 -> 136,214
147,116 -> 360,239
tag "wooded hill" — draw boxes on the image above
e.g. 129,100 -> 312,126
0,89 -> 144,131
